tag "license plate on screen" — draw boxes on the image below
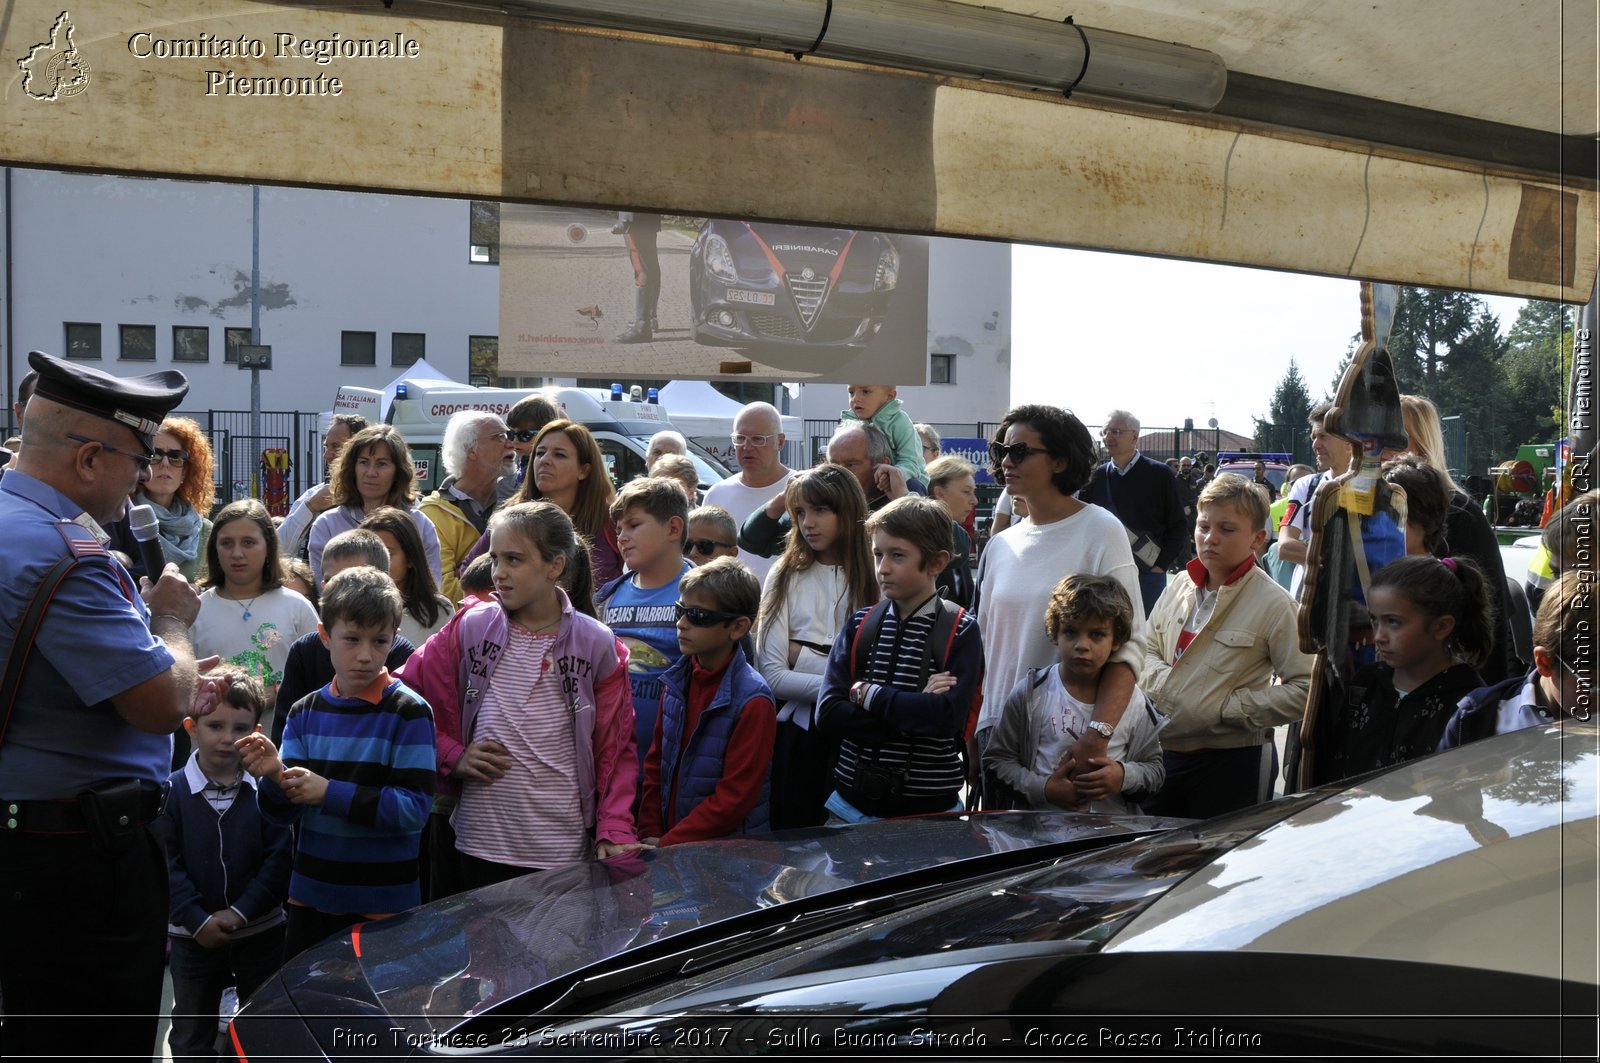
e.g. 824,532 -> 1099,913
726,289 -> 776,306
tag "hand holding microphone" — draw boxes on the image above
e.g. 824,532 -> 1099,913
131,503 -> 201,626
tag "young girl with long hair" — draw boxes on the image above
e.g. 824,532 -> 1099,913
191,499 -> 319,696
306,424 -> 442,585
396,502 -> 641,890
361,506 -> 456,646
755,464 -> 879,828
1312,554 -> 1495,785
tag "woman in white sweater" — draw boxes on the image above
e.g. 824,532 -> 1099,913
973,405 -> 1145,806
756,464 -> 879,828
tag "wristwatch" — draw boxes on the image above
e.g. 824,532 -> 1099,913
1086,720 -> 1115,739
849,680 -> 872,706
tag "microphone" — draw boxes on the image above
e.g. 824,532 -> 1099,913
128,504 -> 170,582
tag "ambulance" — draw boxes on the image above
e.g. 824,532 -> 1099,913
335,379 -> 730,494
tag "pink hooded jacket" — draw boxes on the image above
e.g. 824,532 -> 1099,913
397,591 -> 639,846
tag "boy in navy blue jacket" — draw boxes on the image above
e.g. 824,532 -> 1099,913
817,496 -> 984,822
157,674 -> 291,1061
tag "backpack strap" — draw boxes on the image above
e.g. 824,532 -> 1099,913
847,599 -> 894,680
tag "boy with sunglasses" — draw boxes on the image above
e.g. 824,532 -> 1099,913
636,557 -> 776,846
684,505 -> 741,565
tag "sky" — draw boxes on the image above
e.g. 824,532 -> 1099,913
1010,245 -> 1530,436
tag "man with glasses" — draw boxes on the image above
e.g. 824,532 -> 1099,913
0,351 -> 224,1058
1079,410 -> 1187,616
702,402 -> 793,582
423,411 -> 515,604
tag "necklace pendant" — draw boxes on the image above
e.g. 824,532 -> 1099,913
242,610 -> 252,621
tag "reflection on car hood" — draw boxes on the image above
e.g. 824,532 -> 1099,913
1109,723 -> 1599,985
272,812 -> 1176,1035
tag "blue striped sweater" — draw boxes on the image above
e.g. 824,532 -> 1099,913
259,678 -> 435,915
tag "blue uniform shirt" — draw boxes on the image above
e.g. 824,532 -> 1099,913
0,471 -> 175,798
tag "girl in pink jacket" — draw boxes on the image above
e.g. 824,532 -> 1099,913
399,502 -> 641,891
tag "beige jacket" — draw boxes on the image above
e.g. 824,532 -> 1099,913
1140,559 -> 1312,751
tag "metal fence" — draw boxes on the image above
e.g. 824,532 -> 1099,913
172,409 -> 323,516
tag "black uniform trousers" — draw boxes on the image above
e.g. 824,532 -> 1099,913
0,823 -> 168,1059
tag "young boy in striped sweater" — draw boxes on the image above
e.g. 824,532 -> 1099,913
236,566 -> 435,962
816,496 -> 983,822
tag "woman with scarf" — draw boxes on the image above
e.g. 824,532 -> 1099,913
135,416 -> 215,582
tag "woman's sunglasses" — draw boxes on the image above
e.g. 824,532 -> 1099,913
989,441 -> 1050,465
674,601 -> 748,627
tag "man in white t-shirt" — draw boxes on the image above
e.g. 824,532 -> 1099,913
702,401 -> 793,583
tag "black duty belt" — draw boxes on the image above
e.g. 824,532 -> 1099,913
1,785 -> 163,835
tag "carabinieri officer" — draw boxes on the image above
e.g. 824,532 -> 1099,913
0,351 -> 224,1058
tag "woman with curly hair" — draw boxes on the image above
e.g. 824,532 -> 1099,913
133,416 -> 216,582
306,424 -> 441,585
460,419 -> 623,584
971,405 -> 1145,805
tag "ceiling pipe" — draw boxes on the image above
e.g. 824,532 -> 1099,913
375,0 -> 1228,110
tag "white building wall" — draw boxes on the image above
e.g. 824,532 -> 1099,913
2,169 -> 497,418
3,171 -> 1010,444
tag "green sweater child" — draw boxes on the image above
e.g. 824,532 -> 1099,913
840,385 -> 926,482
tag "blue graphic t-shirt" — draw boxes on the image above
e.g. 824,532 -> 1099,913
602,560 -> 690,772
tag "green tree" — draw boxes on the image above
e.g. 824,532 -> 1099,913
1253,357 -> 1315,463
1389,287 -> 1483,398
1435,309 -> 1509,478
1501,301 -> 1572,443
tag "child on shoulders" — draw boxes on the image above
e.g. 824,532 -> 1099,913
984,575 -> 1165,813
841,384 -> 926,483
638,557 -> 777,844
236,566 -> 435,961
1140,474 -> 1312,819
816,496 -> 983,822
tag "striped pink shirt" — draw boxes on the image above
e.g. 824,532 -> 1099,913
451,627 -> 588,869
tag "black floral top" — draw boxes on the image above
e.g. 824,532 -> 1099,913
1315,662 -> 1484,786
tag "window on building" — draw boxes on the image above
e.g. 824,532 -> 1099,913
65,322 -> 102,360
469,201 -> 499,264
392,332 -> 425,367
173,326 -> 209,362
930,353 -> 955,384
341,330 -> 377,367
224,327 -> 252,365
468,334 -> 498,386
119,324 -> 156,361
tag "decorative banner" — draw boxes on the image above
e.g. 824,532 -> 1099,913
497,205 -> 930,384
939,438 -> 996,484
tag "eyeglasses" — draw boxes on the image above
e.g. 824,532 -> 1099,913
989,440 -> 1050,465
731,433 -> 776,448
674,601 -> 748,626
1101,427 -> 1135,437
65,433 -> 154,471
509,429 -> 539,443
150,448 -> 190,467
684,538 -> 735,556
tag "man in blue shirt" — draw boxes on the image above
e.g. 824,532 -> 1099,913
0,351 -> 219,1059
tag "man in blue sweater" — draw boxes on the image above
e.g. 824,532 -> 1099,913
1079,409 -> 1188,616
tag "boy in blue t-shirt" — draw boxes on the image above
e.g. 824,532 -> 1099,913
600,477 -> 693,769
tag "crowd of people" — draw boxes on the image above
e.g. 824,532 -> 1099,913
0,355 -> 1591,1059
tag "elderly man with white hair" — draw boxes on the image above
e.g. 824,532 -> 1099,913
645,428 -> 687,468
702,401 -> 793,582
421,409 -> 512,603
1078,408 -> 1187,616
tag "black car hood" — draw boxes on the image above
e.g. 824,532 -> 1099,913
264,813 -> 1176,1037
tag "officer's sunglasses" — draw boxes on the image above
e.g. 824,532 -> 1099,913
66,433 -> 156,472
